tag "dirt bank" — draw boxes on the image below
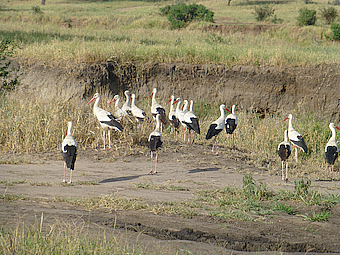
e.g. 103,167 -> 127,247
16,61 -> 340,119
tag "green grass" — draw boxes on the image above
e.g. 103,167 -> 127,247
0,0 -> 340,66
0,214 -> 147,254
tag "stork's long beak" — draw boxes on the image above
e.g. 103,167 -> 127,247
336,126 -> 340,131
168,99 -> 171,104
87,97 -> 95,105
226,108 -> 232,114
150,92 -> 153,98
283,117 -> 289,122
172,100 -> 178,105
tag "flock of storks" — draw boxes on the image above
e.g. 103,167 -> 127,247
61,88 -> 339,183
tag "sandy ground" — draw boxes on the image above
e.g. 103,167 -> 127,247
1,142 -> 340,254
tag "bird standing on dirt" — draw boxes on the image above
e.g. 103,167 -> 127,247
178,100 -> 189,142
225,104 -> 238,148
148,114 -> 163,174
278,130 -> 291,182
325,123 -> 340,180
62,121 -> 77,183
168,95 -> 180,134
131,93 -> 146,128
87,93 -> 123,150
183,100 -> 200,144
206,104 -> 229,155
283,114 -> 307,162
150,88 -> 167,128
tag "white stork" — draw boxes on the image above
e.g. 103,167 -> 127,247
225,104 -> 237,148
109,95 -> 126,121
87,93 -> 123,150
62,121 -> 77,183
206,104 -> 227,155
325,123 -> 340,180
283,114 -> 307,162
178,100 -> 189,142
122,90 -> 132,116
150,88 -> 167,126
277,130 -> 291,182
168,95 -> 180,134
131,93 -> 146,128
148,114 -> 163,174
183,100 -> 200,144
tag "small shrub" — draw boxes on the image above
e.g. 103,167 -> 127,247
253,5 -> 275,21
32,5 -> 42,13
297,8 -> 317,26
331,22 -> 340,40
160,3 -> 214,29
320,7 -> 338,24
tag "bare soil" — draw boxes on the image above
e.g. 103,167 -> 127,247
1,141 -> 340,254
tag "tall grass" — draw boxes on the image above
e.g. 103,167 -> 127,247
1,0 -> 340,66
0,88 -> 336,179
0,214 -> 147,254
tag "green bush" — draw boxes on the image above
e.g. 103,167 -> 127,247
160,3 -> 214,29
253,5 -> 275,21
331,22 -> 340,40
320,7 -> 338,24
297,8 -> 317,26
0,40 -> 18,96
32,5 -> 42,13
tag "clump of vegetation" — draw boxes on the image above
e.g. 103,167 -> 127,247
0,40 -> 18,96
253,5 -> 275,21
32,5 -> 42,13
297,8 -> 317,26
160,3 -> 214,29
331,22 -> 340,40
320,7 -> 338,24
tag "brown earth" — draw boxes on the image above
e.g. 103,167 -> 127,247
2,59 -> 340,253
15,59 -> 340,120
1,141 -> 340,254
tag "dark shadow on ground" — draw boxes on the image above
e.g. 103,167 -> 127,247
188,167 -> 220,174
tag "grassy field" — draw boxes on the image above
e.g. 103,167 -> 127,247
1,0 -> 340,66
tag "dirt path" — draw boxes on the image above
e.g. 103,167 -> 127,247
1,143 -> 340,254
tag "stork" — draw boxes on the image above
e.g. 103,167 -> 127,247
62,121 -> 77,183
178,100 -> 189,142
225,104 -> 238,148
206,104 -> 227,155
87,93 -> 123,150
183,100 -> 200,144
122,90 -> 132,116
150,88 -> 167,126
278,130 -> 291,182
283,114 -> 307,162
131,93 -> 146,128
148,114 -> 163,174
325,123 -> 340,180
109,95 -> 126,121
168,95 -> 180,134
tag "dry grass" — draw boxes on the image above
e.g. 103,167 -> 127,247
0,87 -> 336,180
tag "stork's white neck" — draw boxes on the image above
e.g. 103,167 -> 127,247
284,130 -> 289,143
176,99 -> 182,112
115,97 -> 120,108
189,100 -> 193,112
183,100 -> 188,112
131,95 -> 136,107
330,125 -> 337,143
